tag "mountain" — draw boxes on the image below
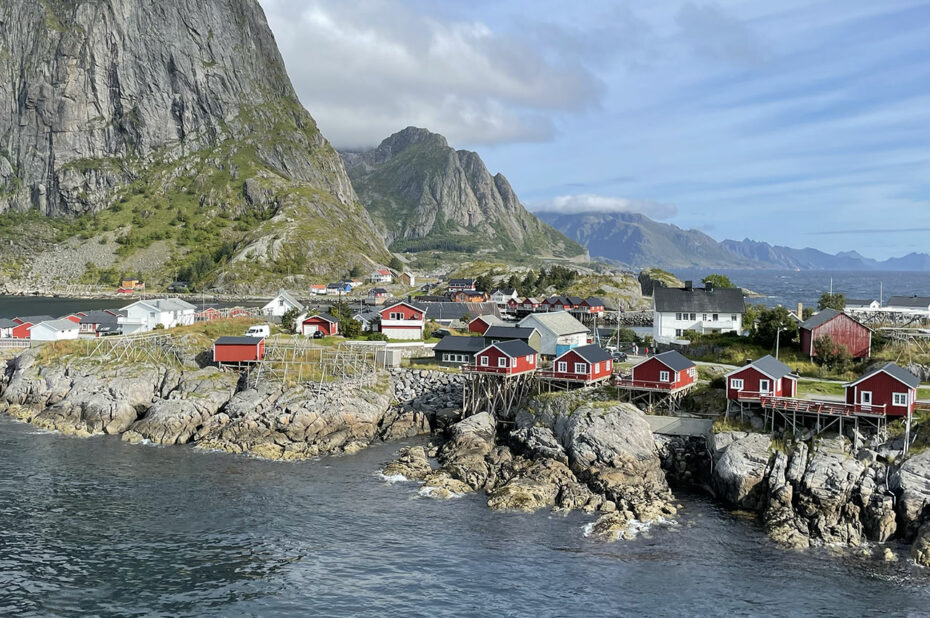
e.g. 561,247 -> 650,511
534,211 -> 754,269
340,127 -> 586,259
539,210 -> 930,271
0,0 -> 389,291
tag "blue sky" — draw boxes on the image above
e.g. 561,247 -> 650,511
259,0 -> 930,259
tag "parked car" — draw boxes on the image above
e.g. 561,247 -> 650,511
434,329 -> 452,339
312,330 -> 325,339
245,324 -> 271,338
611,351 -> 627,362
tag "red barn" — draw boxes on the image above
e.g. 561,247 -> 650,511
845,362 -> 920,417
11,322 -> 33,339
470,340 -> 538,375
300,313 -> 340,337
549,344 -> 613,382
468,314 -> 503,335
213,336 -> 266,364
630,350 -> 697,390
725,355 -> 797,402
799,308 -> 871,359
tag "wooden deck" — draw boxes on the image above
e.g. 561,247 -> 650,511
614,378 -> 694,395
759,395 -> 887,418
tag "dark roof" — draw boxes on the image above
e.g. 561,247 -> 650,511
487,339 -> 537,358
887,296 -> 930,309
215,336 -> 263,345
424,302 -> 501,321
564,344 -> 613,363
14,315 -> 55,325
369,288 -> 389,295
585,297 -> 606,306
306,312 -> 339,323
653,287 -> 745,314
434,336 -> 486,354
484,325 -> 537,341
853,362 -> 920,389
746,354 -> 794,380
567,296 -> 584,305
651,350 -> 695,372
492,288 -> 517,296
0,318 -> 18,328
845,298 -> 875,307
799,308 -> 843,330
79,310 -> 119,325
449,278 -> 476,286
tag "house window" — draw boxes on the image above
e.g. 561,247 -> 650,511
675,329 -> 682,337
575,362 -> 586,374
702,314 -> 708,322
893,392 -> 908,406
676,312 -> 682,320
731,314 -> 737,322
861,391 -> 872,406
511,358 -> 517,368
690,313 -> 696,320
498,357 -> 508,368
594,362 -> 600,373
759,379 -> 770,393
480,356 -> 489,367
659,370 -> 670,382
557,361 -> 567,373
443,354 -> 450,362
731,378 -> 744,390
712,314 -> 719,321
528,355 -> 535,366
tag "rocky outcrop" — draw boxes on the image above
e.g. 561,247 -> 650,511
709,432 -> 771,509
341,127 -> 585,258
388,368 -> 465,432
891,450 -> 930,539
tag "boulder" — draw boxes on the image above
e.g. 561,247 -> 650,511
709,432 -> 772,509
912,522 -> 930,567
486,458 -> 590,512
438,413 -> 496,490
891,450 -> 930,539
382,446 -> 433,481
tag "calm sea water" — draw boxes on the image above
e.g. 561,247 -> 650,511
675,270 -> 930,309
0,296 -> 264,320
2,417 -> 929,617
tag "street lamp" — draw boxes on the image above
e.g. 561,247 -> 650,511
775,326 -> 786,360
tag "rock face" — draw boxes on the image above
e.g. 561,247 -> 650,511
891,450 -> 930,538
341,127 -> 586,258
709,432 -> 771,509
0,0 -> 389,288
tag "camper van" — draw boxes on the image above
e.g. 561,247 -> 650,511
245,324 -> 271,339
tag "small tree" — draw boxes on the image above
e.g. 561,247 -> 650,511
281,308 -> 300,332
475,273 -> 494,293
349,264 -> 365,278
818,292 -> 846,311
340,317 -> 362,338
813,334 -> 852,371
754,306 -> 798,348
702,274 -> 735,289
388,256 -> 404,272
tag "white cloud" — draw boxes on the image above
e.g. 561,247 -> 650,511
258,0 -> 602,149
530,194 -> 677,219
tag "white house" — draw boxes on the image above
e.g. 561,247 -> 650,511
490,288 -> 519,306
262,289 -> 305,318
370,269 -> 393,284
652,281 -> 745,343
353,309 -> 381,332
118,298 -> 198,334
0,318 -> 16,338
518,311 -> 589,357
29,319 -> 80,341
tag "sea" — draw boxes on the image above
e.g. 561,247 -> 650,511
2,417 -> 930,617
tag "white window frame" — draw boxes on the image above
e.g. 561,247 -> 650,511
528,355 -> 535,366
659,370 -> 670,382
594,362 -> 600,373
730,378 -> 744,390
893,392 -> 908,406
557,361 -> 568,373
574,362 -> 587,374
861,390 -> 872,406
498,357 -> 508,368
480,356 -> 489,367
759,379 -> 770,394
511,358 -> 517,368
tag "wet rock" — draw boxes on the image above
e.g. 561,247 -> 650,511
709,432 -> 771,509
438,413 -> 496,490
911,522 -> 930,567
510,425 -> 568,464
891,450 -> 930,539
420,470 -> 473,499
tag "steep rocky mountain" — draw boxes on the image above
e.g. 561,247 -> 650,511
0,0 -> 389,291
535,211 -> 754,269
539,210 -> 930,272
341,127 -> 586,259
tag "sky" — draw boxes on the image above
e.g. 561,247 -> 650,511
258,0 -> 930,260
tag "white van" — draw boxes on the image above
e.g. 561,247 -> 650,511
245,324 -> 271,338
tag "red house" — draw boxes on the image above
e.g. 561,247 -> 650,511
629,350 -> 697,390
197,307 -> 223,322
506,298 -> 520,313
519,297 -> 542,312
300,312 -> 340,337
469,340 -> 538,375
845,362 -> 920,417
116,287 -> 134,295
725,355 -> 797,402
468,314 -> 503,335
799,308 -> 871,359
547,344 -> 613,383
379,301 -> 425,340
581,297 -> 606,314
11,322 -> 34,339
213,336 -> 266,364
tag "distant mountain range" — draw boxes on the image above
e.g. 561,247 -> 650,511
537,211 -> 930,271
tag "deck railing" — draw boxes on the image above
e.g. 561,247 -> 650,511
615,378 -> 678,391
759,395 -> 886,417
538,370 -> 607,381
461,364 -> 536,375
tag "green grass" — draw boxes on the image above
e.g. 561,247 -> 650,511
796,380 -> 846,398
711,416 -> 755,434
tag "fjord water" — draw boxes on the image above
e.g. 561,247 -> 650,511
2,418 -> 930,617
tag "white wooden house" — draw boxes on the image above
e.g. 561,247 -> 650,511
652,281 -> 745,343
29,319 -> 80,341
262,289 -> 305,317
118,298 -> 197,334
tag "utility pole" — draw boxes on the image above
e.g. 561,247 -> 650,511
775,326 -> 785,360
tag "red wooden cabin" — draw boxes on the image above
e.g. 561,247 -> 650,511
725,355 -> 797,402
198,307 -> 223,321
506,298 -> 520,313
629,350 -> 697,390
468,315 -> 501,335
581,297 -> 605,314
11,322 -> 33,339
845,362 -> 920,417
799,309 -> 871,359
213,336 -> 266,364
469,340 -> 538,375
301,313 -> 340,337
548,344 -> 613,382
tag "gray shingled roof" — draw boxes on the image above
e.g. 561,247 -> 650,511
653,287 -> 745,314
887,296 -> 930,309
749,354 -> 794,380
519,311 -> 588,336
799,308 -> 842,330
434,336 -> 486,353
488,339 -> 537,358
484,325 -> 537,341
215,336 -> 264,345
307,312 -> 339,323
14,315 -> 55,325
565,344 -> 613,364
33,319 -> 79,332
0,318 -> 18,328
424,302 -> 500,321
853,362 -> 920,389
652,350 -> 695,372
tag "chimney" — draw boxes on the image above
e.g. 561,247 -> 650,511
745,358 -> 753,365
684,280 -> 693,291
797,302 -> 803,318
705,282 -> 714,293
